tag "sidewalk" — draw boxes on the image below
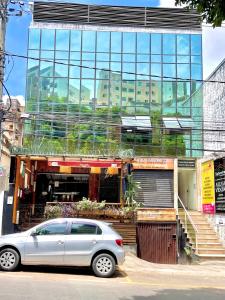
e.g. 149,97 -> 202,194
120,253 -> 225,289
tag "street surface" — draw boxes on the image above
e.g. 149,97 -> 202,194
0,254 -> 225,299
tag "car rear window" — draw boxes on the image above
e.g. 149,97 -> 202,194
70,223 -> 102,235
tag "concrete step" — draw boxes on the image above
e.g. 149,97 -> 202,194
197,254 -> 225,261
196,243 -> 223,249
196,248 -> 225,255
197,238 -> 220,243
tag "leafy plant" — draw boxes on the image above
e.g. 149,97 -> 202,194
76,197 -> 106,211
124,174 -> 142,209
44,204 -> 63,219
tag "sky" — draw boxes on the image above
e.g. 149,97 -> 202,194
4,0 -> 225,96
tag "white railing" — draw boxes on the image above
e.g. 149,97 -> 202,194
178,196 -> 199,254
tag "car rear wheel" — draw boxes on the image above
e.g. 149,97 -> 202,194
0,248 -> 20,271
92,253 -> 116,278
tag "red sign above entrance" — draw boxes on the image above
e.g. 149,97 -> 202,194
48,160 -> 122,168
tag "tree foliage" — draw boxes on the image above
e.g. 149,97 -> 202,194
175,0 -> 225,27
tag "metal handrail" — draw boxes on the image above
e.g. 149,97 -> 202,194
178,196 -> 199,254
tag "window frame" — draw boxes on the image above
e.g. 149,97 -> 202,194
69,222 -> 102,235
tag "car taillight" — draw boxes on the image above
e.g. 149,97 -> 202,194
115,239 -> 123,247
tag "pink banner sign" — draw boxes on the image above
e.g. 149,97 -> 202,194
202,204 -> 215,214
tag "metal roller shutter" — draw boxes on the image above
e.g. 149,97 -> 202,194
134,170 -> 174,208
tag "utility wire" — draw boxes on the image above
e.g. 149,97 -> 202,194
3,50 -> 225,84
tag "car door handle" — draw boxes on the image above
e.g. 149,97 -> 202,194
57,240 -> 64,245
92,240 -> 97,244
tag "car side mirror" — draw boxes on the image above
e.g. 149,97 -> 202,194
30,230 -> 38,237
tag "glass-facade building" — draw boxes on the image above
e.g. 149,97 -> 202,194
24,2 -> 203,157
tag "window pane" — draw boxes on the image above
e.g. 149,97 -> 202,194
163,64 -> 176,80
97,31 -> 110,52
82,52 -> 95,60
111,53 -> 121,62
137,63 -> 149,80
122,63 -> 135,80
56,30 -> 69,51
137,33 -> 150,53
37,223 -> 67,235
162,81 -> 176,114
163,34 -> 175,55
70,61 -> 81,78
111,62 -> 121,73
29,29 -> 40,49
82,61 -> 95,79
96,53 -> 109,61
122,80 -> 135,106
69,79 -> 80,104
111,32 -> 122,53
81,79 -> 95,104
110,80 -> 121,106
55,51 -> 69,60
151,34 -> 161,54
96,62 -> 109,79
40,50 -> 54,59
151,63 -> 161,80
191,64 -> 202,80
29,50 -> 39,58
40,61 -> 54,77
54,78 -> 68,100
123,54 -> 135,62
163,55 -> 176,63
96,80 -> 109,106
123,32 -> 136,53
191,35 -> 201,55
191,56 -> 201,64
70,223 -> 100,234
41,29 -> 55,50
177,64 -> 190,79
137,55 -> 149,62
55,60 -> 68,77
136,81 -> 149,104
82,31 -> 96,52
70,52 -> 81,60
151,81 -> 161,105
177,56 -> 189,63
71,30 -> 81,51
40,78 -> 54,100
151,55 -> 161,63
177,34 -> 190,55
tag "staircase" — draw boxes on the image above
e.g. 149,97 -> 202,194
178,197 -> 225,260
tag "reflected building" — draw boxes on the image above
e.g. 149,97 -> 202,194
23,1 -> 203,157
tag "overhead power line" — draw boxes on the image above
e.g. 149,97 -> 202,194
2,50 -> 225,84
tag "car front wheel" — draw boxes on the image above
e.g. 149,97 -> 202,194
0,248 -> 20,271
92,253 -> 116,278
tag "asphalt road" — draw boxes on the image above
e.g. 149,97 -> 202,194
0,264 -> 225,300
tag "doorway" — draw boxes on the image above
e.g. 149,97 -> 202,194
178,169 -> 197,210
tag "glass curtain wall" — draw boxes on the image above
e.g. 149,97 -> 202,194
24,27 -> 203,157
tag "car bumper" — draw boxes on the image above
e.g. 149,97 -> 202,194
116,249 -> 125,265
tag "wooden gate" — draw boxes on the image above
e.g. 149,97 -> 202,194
137,222 -> 177,264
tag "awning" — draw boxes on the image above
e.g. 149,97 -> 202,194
163,117 -> 194,129
122,116 -> 152,130
48,160 -> 122,168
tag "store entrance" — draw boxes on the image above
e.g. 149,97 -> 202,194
178,169 -> 197,210
35,173 -> 89,214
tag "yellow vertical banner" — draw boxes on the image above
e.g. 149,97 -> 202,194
201,160 -> 215,214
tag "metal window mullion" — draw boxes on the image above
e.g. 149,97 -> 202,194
93,30 -> 97,153
78,29 -> 83,153
135,31 -> 137,117
65,29 -> 71,155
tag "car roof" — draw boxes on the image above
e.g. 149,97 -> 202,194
37,218 -> 111,227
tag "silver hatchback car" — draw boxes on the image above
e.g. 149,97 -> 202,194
0,218 -> 125,277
